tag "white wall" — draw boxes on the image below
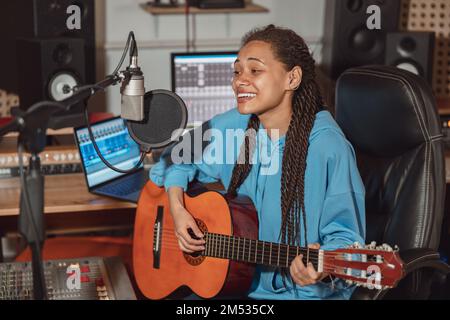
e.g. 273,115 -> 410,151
99,0 -> 326,115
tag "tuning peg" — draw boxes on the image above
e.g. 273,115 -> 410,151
374,284 -> 383,290
352,242 -> 362,249
365,241 -> 377,250
382,244 -> 393,252
394,245 -> 400,252
345,280 -> 354,286
361,282 -> 378,290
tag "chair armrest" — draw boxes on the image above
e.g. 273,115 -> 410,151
400,248 -> 450,275
351,248 -> 450,300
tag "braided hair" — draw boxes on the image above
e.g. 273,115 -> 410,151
227,25 -> 324,252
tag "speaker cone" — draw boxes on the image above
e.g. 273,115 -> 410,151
394,60 -> 422,76
48,72 -> 79,101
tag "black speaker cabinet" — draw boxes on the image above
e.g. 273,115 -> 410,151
0,0 -> 95,94
322,0 -> 401,80
385,31 -> 435,85
17,38 -> 86,129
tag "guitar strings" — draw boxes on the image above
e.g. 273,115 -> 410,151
145,245 -> 355,278
157,239 -> 364,270
159,229 -> 349,260
149,244 -> 341,274
158,228 -> 384,267
153,240 -> 382,282
159,234 -> 375,267
158,229 -> 372,265
159,227 -> 358,257
154,239 -> 376,274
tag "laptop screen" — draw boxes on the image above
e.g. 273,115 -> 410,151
75,117 -> 142,188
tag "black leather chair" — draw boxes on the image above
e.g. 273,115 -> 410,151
335,65 -> 450,299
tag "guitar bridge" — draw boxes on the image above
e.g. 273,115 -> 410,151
153,206 -> 164,269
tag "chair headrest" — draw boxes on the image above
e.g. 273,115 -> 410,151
335,65 -> 441,157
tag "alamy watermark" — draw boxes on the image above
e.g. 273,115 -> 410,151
66,264 -> 81,290
366,265 -> 382,290
169,128 -> 281,176
66,5 -> 81,30
366,5 -> 381,30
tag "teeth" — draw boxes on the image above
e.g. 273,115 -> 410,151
238,93 -> 256,98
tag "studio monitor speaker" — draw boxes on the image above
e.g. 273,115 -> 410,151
385,31 -> 435,84
322,0 -> 401,80
0,0 -> 95,95
16,37 -> 86,129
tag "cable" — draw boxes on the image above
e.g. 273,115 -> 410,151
83,104 -> 146,174
79,31 -> 146,174
112,31 -> 135,76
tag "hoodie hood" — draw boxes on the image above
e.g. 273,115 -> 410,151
309,110 -> 346,142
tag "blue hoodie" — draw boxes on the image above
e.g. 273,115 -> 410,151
150,108 -> 366,300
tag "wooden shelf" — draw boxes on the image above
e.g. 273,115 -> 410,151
141,3 -> 269,15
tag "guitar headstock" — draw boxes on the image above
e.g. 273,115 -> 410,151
323,242 -> 405,290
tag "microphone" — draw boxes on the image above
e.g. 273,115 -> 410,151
120,35 -> 145,121
119,33 -> 187,153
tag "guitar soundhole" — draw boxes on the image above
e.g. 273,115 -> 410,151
183,218 -> 208,266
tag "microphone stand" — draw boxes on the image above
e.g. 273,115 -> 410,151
0,72 -> 128,300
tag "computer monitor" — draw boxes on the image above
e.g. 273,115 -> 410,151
74,117 -> 142,188
171,51 -> 238,126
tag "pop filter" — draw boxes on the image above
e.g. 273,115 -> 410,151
126,89 -> 187,152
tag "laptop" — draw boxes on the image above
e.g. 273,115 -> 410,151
74,116 -> 148,203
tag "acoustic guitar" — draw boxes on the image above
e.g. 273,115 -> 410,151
133,181 -> 405,299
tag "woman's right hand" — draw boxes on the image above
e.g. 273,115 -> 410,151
168,187 -> 205,253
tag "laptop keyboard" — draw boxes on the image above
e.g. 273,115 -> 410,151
96,174 -> 143,197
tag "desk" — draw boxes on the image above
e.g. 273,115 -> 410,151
0,173 -> 136,235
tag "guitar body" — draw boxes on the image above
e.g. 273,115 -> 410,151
133,181 -> 258,300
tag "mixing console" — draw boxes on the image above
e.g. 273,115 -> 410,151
0,256 -> 136,300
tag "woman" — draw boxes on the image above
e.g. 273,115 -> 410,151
150,25 -> 365,299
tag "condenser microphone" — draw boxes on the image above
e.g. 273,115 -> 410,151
121,36 -> 145,121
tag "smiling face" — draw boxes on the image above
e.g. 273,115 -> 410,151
232,40 -> 295,117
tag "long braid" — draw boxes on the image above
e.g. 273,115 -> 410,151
227,114 -> 260,196
228,25 -> 324,285
283,81 -> 321,245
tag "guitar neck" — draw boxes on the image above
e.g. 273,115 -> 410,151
203,232 -> 322,271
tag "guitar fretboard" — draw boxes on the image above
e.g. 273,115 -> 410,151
203,232 -> 320,269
